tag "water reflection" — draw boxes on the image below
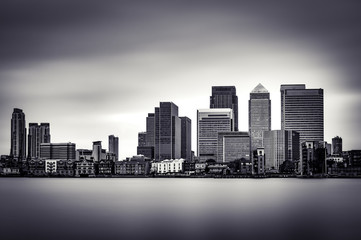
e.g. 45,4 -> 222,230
0,178 -> 360,240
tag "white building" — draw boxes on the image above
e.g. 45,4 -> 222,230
45,159 -> 57,173
155,159 -> 185,174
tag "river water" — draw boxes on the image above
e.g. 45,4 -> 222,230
0,178 -> 360,240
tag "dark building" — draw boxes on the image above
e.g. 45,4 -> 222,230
75,158 -> 95,177
155,102 -> 181,161
249,84 -> 271,151
137,113 -> 156,159
281,84 -> 324,143
98,159 -> 114,175
28,159 -> 46,176
210,86 -> 239,131
114,155 -> 150,175
180,117 -> 192,161
108,135 -> 119,161
146,113 -> 155,146
332,136 -> 342,156
10,108 -> 26,160
40,143 -> 76,160
301,141 -> 326,176
137,146 -> 154,159
28,123 -> 50,159
138,132 -> 147,147
253,148 -> 265,175
348,150 -> 361,167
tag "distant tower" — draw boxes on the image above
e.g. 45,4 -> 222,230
249,83 -> 271,151
146,113 -> 155,147
281,84 -> 324,143
137,113 -> 156,160
92,141 -> 102,162
154,102 -> 181,161
332,136 -> 342,156
197,108 -> 234,162
210,86 -> 238,131
138,132 -> 147,147
10,108 -> 26,160
180,117 -> 192,161
108,135 -> 119,161
28,123 -> 50,159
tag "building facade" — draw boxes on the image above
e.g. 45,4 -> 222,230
28,123 -> 50,159
263,130 -> 300,173
10,108 -> 26,160
249,83 -> 271,151
108,135 -> 119,161
281,84 -> 324,143
217,131 -> 250,163
155,102 -> 181,161
197,109 -> 234,162
332,136 -> 342,156
180,117 -> 192,161
40,143 -> 76,160
210,86 -> 238,131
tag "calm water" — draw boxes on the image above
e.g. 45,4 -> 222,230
1,178 -> 360,240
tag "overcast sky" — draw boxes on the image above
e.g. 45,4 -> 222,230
1,0 -> 360,159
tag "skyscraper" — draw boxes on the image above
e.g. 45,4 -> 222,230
332,136 -> 342,156
146,113 -> 155,147
180,117 -> 192,161
249,83 -> 271,151
281,84 -> 324,143
263,130 -> 300,173
10,108 -> 26,160
155,102 -> 181,161
197,108 -> 234,162
28,123 -> 50,159
138,132 -> 147,147
92,141 -> 102,162
210,86 -> 238,131
108,135 -> 119,160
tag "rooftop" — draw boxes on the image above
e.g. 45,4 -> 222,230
251,83 -> 269,93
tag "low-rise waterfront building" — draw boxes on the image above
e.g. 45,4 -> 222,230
75,158 -> 95,177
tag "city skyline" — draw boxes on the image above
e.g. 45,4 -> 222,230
1,0 -> 361,159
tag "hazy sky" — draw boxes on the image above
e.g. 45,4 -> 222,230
1,0 -> 360,159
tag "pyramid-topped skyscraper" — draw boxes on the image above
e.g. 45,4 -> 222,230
249,83 -> 271,151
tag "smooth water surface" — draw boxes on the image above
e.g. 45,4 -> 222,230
1,178 -> 360,240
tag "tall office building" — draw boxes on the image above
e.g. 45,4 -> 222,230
332,136 -> 342,156
217,131 -> 250,163
108,135 -> 119,160
281,84 -> 324,143
138,132 -> 147,147
210,86 -> 238,131
28,123 -> 50,159
92,141 -> 102,162
180,117 -> 192,161
249,83 -> 271,151
197,108 -> 234,162
40,142 -> 76,160
146,113 -> 155,147
154,102 -> 181,161
10,108 -> 26,160
137,113 -> 156,160
263,130 -> 299,172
